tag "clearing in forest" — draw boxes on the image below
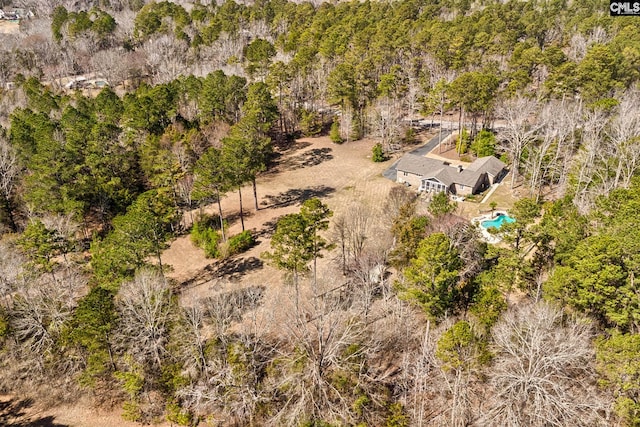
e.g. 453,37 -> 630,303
161,135 -> 400,299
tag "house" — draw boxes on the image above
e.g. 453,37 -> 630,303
396,154 -> 506,196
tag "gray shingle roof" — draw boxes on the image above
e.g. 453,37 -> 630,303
466,156 -> 506,177
396,153 -> 506,189
396,154 -> 450,177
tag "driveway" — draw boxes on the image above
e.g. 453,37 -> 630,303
383,129 -> 453,181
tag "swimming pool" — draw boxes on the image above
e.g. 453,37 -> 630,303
481,213 -> 515,230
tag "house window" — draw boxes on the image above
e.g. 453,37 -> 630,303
403,172 -> 408,176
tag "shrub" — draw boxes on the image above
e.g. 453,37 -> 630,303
191,218 -> 221,258
330,120 -> 343,144
229,230 -> 254,254
166,402 -> 194,426
372,143 -> 385,162
219,230 -> 255,258
122,400 -> 142,422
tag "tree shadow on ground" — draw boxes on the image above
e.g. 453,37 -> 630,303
256,216 -> 283,238
215,256 -> 264,282
0,398 -> 69,427
261,185 -> 336,209
180,256 -> 264,290
224,205 -> 254,224
268,147 -> 333,174
281,147 -> 334,171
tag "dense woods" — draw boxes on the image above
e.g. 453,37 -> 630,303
1,0 -> 640,425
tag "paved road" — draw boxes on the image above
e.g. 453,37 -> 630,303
382,129 -> 453,182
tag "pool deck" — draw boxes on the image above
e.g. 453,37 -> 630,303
472,210 -> 510,244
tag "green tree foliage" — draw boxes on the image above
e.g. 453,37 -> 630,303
262,198 -> 333,295
448,71 -> 499,138
51,7 -> 116,45
596,333 -> 640,426
544,183 -> 640,332
223,230 -> 255,258
66,286 -> 118,385
500,197 -> 541,251
398,233 -> 462,320
576,44 -> 626,102
190,217 -> 222,258
390,200 -> 429,268
123,82 -> 179,135
456,128 -> 471,155
372,143 -> 385,162
191,216 -> 255,259
428,192 -> 456,217
385,403 -> 409,427
329,120 -> 343,144
436,321 -> 490,372
244,38 -> 277,78
263,213 -> 312,282
298,109 -> 321,137
469,285 -> 507,330
222,82 -> 278,213
193,147 -> 231,240
537,196 -> 588,265
6,1 -> 640,423
21,78 -> 59,114
8,84 -> 142,222
51,6 -> 68,42
134,1 -> 191,41
91,190 -> 178,287
470,129 -> 496,157
199,71 -> 248,124
17,219 -> 61,273
94,87 -> 124,125
545,234 -> 635,331
300,197 -> 334,270
241,81 -> 279,134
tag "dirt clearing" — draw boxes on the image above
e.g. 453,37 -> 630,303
162,136 -> 399,299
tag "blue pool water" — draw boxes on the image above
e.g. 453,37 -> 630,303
481,213 -> 515,230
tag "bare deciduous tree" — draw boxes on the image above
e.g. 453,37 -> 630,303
608,89 -> 640,190
142,35 -> 190,85
115,269 -> 173,369
573,107 -> 607,213
383,186 -> 417,226
497,97 -> 543,189
266,284 -> 383,426
524,100 -> 575,201
331,203 -> 371,275
90,48 -> 125,86
10,266 -> 85,365
481,303 -> 611,427
176,286 -> 269,425
175,301 -> 209,380
0,239 -> 26,309
0,137 -> 19,231
371,96 -> 404,153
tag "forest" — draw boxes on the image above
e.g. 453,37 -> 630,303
1,0 -> 640,425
